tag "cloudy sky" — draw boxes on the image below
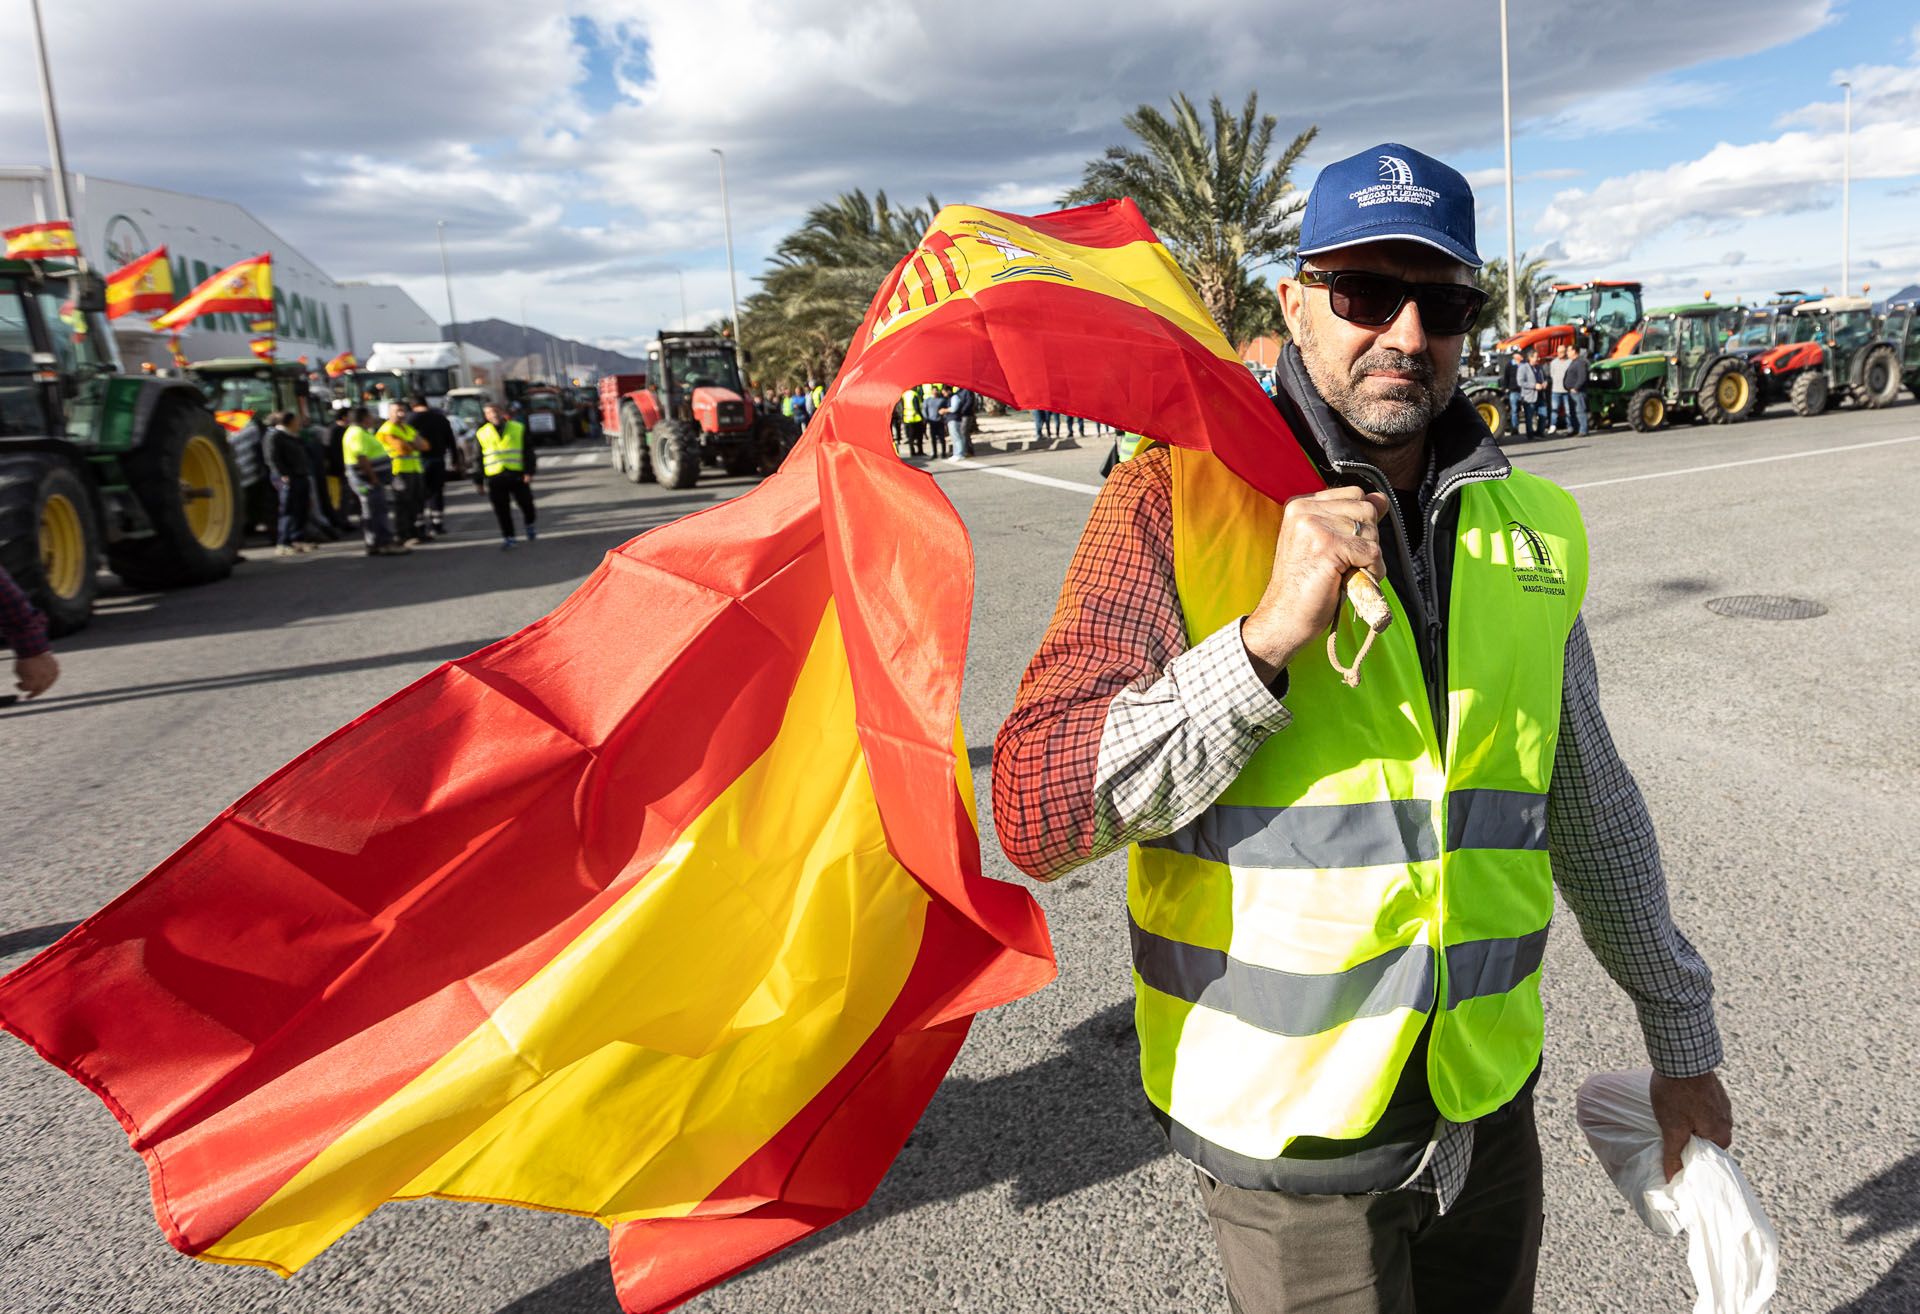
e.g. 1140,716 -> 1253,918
3,0 -> 1914,349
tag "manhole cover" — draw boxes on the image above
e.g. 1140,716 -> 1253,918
1704,595 -> 1828,621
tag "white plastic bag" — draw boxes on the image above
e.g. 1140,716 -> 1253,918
1575,1069 -> 1778,1314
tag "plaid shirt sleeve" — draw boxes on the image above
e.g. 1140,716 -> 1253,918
992,447 -> 1290,880
0,566 -> 50,658
1548,617 -> 1723,1078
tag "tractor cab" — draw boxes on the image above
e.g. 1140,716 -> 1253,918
0,259 -> 122,442
603,331 -> 793,490
651,333 -> 749,428
1537,280 -> 1643,358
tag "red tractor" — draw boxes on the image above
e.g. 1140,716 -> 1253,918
1749,296 -> 1904,416
599,331 -> 793,488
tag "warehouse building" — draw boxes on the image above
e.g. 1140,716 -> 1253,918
0,166 -> 438,369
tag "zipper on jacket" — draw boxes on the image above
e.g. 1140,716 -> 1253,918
1330,458 -> 1446,737
1419,466 -> 1509,743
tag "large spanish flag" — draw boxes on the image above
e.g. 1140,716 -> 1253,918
152,251 -> 273,330
0,200 -> 1319,1312
105,245 -> 175,319
4,219 -> 79,260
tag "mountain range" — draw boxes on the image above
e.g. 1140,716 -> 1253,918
442,319 -> 644,380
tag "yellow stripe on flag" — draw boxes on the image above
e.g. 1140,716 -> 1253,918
868,204 -> 1235,363
202,599 -> 930,1273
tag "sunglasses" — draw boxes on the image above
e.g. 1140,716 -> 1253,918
1296,268 -> 1489,336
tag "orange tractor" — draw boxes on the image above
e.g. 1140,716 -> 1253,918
1748,297 -> 1904,416
599,331 -> 792,489
1466,280 -> 1642,437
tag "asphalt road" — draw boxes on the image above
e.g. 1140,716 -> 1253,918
2,400 -> 1917,1314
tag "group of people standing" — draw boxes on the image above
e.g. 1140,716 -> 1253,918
1506,342 -> 1591,438
895,383 -> 977,460
330,397 -> 538,556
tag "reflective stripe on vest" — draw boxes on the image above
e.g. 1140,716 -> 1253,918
376,420 -> 422,474
477,421 -> 526,476
900,388 -> 922,423
1131,446 -> 1587,1181
342,425 -> 390,478
1116,432 -> 1148,462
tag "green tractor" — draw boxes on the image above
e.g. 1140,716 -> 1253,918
189,357 -> 317,533
0,259 -> 243,633
1585,302 -> 1756,432
1464,280 -> 1643,439
1882,300 -> 1920,400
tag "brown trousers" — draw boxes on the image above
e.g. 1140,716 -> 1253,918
1195,1097 -> 1543,1314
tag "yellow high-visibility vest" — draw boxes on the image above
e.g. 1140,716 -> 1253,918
342,425 -> 390,478
900,388 -> 922,424
375,420 -> 423,475
476,421 -> 527,477
1130,446 -> 1587,1188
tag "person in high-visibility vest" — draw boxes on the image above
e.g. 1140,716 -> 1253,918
374,401 -> 431,545
994,142 -> 1732,1313
341,405 -> 405,555
899,385 -> 925,457
477,402 -> 538,549
808,380 -> 824,413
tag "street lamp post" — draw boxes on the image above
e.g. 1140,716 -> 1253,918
711,148 -> 743,350
676,268 -> 688,330
27,0 -> 79,265
1840,81 -> 1852,296
1499,0 -> 1518,335
437,220 -> 473,384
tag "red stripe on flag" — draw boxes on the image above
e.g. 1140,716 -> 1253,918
0,464 -> 842,1252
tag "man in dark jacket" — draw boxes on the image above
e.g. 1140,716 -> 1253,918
408,396 -> 460,536
263,412 -> 315,556
943,386 -> 977,460
1563,345 -> 1591,435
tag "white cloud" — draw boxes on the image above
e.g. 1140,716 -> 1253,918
0,0 -> 1843,341
1535,45 -> 1920,266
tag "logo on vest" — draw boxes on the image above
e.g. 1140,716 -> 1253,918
1506,521 -> 1567,596
1348,155 -> 1441,210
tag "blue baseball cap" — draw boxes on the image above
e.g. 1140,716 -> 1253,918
1296,143 -> 1482,271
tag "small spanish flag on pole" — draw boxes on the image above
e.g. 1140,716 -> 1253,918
166,335 -> 189,369
4,220 -> 79,260
152,252 -> 272,331
104,246 -> 175,319
323,350 -> 357,377
0,201 -> 1323,1312
248,337 -> 275,362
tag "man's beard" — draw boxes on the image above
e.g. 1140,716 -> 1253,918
1295,313 -> 1456,447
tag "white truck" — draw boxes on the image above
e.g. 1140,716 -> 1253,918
352,342 -> 503,412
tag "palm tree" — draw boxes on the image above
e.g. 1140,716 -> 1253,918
1066,93 -> 1316,337
740,190 -> 940,385
1474,252 -> 1559,340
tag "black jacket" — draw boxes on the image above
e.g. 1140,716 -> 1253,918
1563,355 -> 1591,392
264,425 -> 309,479
409,407 -> 458,463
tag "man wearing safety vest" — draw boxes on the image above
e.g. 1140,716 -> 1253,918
995,143 -> 1732,1313
375,401 -> 432,546
898,385 -> 926,458
477,402 -> 539,549
341,405 -> 406,556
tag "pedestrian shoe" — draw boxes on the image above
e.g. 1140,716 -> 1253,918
501,537 -> 517,550
526,525 -> 538,541
403,537 -> 423,547
294,542 -> 321,553
275,545 -> 297,557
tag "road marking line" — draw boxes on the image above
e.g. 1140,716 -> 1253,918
946,458 -> 1102,495
1561,433 -> 1920,491
544,450 -> 605,468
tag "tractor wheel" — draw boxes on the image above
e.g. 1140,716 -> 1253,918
620,403 -> 653,485
0,454 -> 100,636
1857,345 -> 1900,408
1790,370 -> 1829,417
1627,385 -> 1667,433
1472,393 -> 1509,440
648,419 -> 701,490
755,415 -> 800,475
1696,359 -> 1757,424
107,401 -> 244,589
